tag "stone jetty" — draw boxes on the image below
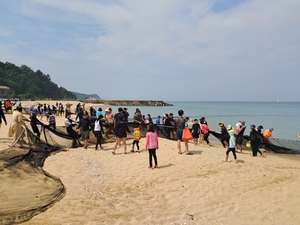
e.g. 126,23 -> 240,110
80,99 -> 173,106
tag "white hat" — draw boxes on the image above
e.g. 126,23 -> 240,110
227,125 -> 232,130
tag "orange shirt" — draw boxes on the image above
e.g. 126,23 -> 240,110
263,130 -> 272,139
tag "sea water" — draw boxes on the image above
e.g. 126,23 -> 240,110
92,101 -> 300,141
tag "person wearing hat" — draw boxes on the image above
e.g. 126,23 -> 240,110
216,122 -> 229,148
223,129 -> 237,163
65,112 -> 80,148
263,128 -> 273,152
227,125 -> 233,131
8,106 -> 29,148
187,119 -> 194,133
249,125 -> 264,157
257,125 -> 264,148
235,120 -> 246,153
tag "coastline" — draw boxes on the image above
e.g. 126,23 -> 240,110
0,103 -> 300,224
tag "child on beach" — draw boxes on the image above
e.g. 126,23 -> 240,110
131,126 -> 141,153
223,129 -> 238,163
145,124 -> 159,169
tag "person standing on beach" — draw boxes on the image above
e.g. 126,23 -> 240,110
156,116 -> 161,125
8,106 -> 28,148
112,115 -> 131,155
235,120 -> 246,153
0,101 -> 7,129
199,117 -> 206,144
200,121 -> 212,146
249,125 -> 263,157
64,112 -> 79,148
122,108 -> 129,123
146,124 -> 159,169
94,115 -> 104,150
263,128 -> 273,152
223,130 -> 237,163
48,112 -> 56,131
191,119 -> 200,146
131,125 -> 141,153
96,108 -> 103,118
165,113 -> 175,139
218,122 -> 229,148
175,110 -> 193,155
29,109 -> 41,142
78,113 -> 92,149
105,108 -> 114,136
257,125 -> 264,148
133,109 -> 143,125
114,107 -> 123,127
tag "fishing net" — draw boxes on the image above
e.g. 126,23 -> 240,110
269,139 -> 300,154
0,126 -> 66,225
210,131 -> 300,154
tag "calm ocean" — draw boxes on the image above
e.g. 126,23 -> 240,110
93,101 -> 300,141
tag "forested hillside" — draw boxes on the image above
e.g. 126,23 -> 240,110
0,61 -> 76,100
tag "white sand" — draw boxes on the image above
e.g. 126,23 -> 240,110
1,101 -> 300,224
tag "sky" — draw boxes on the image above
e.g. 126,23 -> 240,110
0,0 -> 299,102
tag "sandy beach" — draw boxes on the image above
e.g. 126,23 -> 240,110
1,101 -> 300,225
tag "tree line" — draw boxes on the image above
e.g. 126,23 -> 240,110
0,61 -> 76,100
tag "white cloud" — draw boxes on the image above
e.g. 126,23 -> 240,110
0,0 -> 299,101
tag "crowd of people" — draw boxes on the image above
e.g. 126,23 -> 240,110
0,101 -> 279,169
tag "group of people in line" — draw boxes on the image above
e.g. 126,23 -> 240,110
1,101 -> 279,169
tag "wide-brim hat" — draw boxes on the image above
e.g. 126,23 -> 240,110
239,120 -> 245,126
105,108 -> 111,112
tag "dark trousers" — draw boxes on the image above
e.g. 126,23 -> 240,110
67,129 -> 78,148
94,131 -> 103,149
132,140 -> 139,150
226,147 -> 237,159
204,133 -> 210,144
221,137 -> 229,148
148,148 -> 157,167
251,142 -> 262,156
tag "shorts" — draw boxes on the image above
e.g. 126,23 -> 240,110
176,129 -> 183,141
82,130 -> 90,140
116,132 -> 127,138
236,136 -> 243,145
192,133 -> 199,139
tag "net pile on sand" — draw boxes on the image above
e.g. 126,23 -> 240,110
0,127 -> 66,225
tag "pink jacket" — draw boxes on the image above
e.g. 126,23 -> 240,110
145,132 -> 159,149
201,124 -> 210,134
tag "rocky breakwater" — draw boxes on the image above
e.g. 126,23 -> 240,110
81,99 -> 173,106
